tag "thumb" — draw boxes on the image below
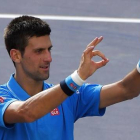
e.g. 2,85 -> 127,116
96,59 -> 109,69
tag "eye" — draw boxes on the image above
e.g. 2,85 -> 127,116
48,46 -> 52,52
36,49 -> 43,54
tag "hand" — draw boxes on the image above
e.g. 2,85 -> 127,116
77,36 -> 109,80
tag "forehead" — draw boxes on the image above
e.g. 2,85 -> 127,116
27,35 -> 52,49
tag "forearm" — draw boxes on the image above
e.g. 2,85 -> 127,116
100,68 -> 140,109
4,84 -> 68,123
23,85 -> 67,120
5,71 -> 85,123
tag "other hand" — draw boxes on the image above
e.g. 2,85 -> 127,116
77,36 -> 109,80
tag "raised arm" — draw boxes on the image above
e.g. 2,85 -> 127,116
77,37 -> 140,109
99,68 -> 140,108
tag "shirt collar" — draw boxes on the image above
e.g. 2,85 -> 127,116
7,74 -> 46,101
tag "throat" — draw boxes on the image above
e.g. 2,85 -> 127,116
25,83 -> 44,96
14,74 -> 44,96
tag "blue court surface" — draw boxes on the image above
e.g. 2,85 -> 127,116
0,0 -> 140,140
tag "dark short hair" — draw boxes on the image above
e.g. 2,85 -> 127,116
4,15 -> 51,56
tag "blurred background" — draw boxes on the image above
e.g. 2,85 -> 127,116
0,0 -> 140,139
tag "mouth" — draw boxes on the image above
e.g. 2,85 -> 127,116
40,65 -> 50,71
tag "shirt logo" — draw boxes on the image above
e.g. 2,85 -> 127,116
0,97 -> 5,103
50,108 -> 60,116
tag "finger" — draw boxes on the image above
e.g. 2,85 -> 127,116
91,50 -> 108,61
93,36 -> 103,47
87,36 -> 103,48
83,46 -> 95,62
87,37 -> 98,47
84,46 -> 95,54
95,59 -> 109,69
94,36 -> 103,46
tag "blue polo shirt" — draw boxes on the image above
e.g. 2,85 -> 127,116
0,74 -> 105,140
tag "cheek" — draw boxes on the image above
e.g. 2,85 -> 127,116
26,56 -> 32,63
22,53 -> 42,67
24,56 -> 38,66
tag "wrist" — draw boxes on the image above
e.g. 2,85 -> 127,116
60,70 -> 85,96
136,60 -> 140,73
77,69 -> 87,80
71,70 -> 85,86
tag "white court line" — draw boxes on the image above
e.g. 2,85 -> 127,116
0,14 -> 140,23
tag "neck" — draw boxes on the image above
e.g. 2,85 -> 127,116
14,73 -> 44,96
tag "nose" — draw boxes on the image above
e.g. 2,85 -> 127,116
43,50 -> 52,62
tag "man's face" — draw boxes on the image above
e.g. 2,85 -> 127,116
19,35 -> 52,81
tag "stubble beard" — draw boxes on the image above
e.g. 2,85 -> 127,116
27,69 -> 50,82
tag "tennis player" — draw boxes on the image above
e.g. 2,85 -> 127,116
0,15 -> 140,140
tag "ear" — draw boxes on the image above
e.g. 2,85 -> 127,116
10,49 -> 22,63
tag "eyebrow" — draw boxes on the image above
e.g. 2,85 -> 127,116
33,45 -> 53,50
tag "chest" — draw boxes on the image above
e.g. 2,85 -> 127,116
22,105 -> 74,139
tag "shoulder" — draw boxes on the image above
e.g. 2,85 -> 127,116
0,84 -> 9,94
0,83 -> 16,99
67,83 -> 103,104
70,83 -> 103,104
80,83 -> 103,93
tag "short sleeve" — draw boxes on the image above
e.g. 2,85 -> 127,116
0,89 -> 17,128
68,83 -> 106,122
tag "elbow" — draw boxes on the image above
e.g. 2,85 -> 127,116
18,107 -> 37,123
120,80 -> 139,100
126,92 -> 139,100
22,113 -> 36,123
123,89 -> 139,100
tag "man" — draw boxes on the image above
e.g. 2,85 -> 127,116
0,15 -> 140,140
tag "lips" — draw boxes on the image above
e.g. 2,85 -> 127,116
40,66 -> 49,68
40,65 -> 50,71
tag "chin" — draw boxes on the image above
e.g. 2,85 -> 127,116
43,74 -> 50,80
44,75 -> 49,80
33,73 -> 49,81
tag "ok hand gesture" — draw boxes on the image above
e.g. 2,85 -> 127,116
77,36 -> 109,80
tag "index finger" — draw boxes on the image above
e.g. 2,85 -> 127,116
87,36 -> 103,48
